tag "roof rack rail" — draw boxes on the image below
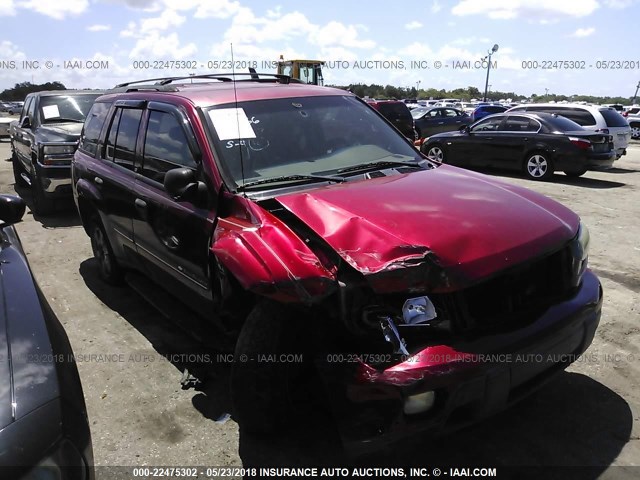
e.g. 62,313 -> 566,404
114,72 -> 295,89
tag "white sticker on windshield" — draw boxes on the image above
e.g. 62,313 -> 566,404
208,108 -> 256,141
42,105 -> 60,119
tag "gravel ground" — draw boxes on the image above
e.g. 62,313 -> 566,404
0,139 -> 638,477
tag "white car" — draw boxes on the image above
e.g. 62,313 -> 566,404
0,117 -> 13,138
507,103 -> 631,158
626,113 -> 640,139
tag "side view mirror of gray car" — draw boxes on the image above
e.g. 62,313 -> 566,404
0,195 -> 26,227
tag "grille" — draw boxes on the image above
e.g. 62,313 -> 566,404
440,246 -> 574,335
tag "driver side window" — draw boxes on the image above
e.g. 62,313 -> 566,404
141,110 -> 198,184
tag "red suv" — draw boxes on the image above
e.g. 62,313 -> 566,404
72,73 -> 601,449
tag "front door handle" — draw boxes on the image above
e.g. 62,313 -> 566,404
135,198 -> 148,221
94,177 -> 103,185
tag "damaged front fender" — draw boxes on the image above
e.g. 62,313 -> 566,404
212,195 -> 337,303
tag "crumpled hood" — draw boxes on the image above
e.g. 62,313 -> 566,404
275,165 -> 579,290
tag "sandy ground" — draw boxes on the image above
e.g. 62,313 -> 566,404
0,139 -> 638,476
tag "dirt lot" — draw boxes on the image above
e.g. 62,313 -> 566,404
0,139 -> 638,475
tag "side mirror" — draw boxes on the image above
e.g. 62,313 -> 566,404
163,168 -> 208,205
19,116 -> 30,129
0,195 -> 26,226
459,125 -> 470,133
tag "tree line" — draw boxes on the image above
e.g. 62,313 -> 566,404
338,84 -> 633,104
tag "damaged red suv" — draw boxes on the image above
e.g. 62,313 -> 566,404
72,74 -> 601,449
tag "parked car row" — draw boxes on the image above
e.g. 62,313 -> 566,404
5,74 -> 609,467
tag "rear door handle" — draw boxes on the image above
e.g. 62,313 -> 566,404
94,177 -> 103,185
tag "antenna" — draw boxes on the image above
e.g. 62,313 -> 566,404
230,43 -> 246,196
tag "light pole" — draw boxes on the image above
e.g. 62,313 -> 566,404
416,80 -> 421,95
545,88 -> 549,98
632,81 -> 640,105
483,44 -> 499,102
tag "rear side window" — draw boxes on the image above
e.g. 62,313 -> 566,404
141,110 -> 197,183
104,108 -> 143,171
599,108 -> 628,127
378,103 -> 411,120
79,102 -> 111,156
502,116 -> 540,132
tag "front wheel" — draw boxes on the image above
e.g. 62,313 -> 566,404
31,175 -> 54,215
630,123 -> 640,139
423,144 -> 445,162
12,153 -> 28,188
523,152 -> 554,180
231,300 -> 316,433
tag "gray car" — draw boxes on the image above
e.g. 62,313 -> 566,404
0,194 -> 94,478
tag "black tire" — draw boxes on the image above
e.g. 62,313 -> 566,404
423,144 -> 445,162
31,174 -> 54,216
231,300 -> 313,433
89,218 -> 122,285
523,151 -> 554,180
629,123 -> 640,140
564,168 -> 587,178
11,152 -> 28,188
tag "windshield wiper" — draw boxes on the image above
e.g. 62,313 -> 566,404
239,174 -> 345,191
336,160 -> 424,174
44,117 -> 84,123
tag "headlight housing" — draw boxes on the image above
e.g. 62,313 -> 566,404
570,222 -> 590,287
43,144 -> 76,155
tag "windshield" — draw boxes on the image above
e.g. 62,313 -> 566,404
205,95 -> 422,189
39,94 -> 101,124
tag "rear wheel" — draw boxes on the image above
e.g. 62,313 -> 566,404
90,218 -> 122,285
231,300 -> 317,433
630,122 -> 640,139
564,168 -> 588,178
523,152 -> 553,180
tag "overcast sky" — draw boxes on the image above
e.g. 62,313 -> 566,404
0,0 -> 638,98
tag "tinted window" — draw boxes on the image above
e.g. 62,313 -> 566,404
520,106 -> 597,126
471,116 -> 503,132
443,109 -> 459,117
503,116 -> 540,132
104,108 -> 142,170
485,106 -> 507,114
599,108 -> 628,127
79,102 -> 111,156
21,97 -> 33,123
38,94 -> 101,124
545,115 -> 584,132
377,102 -> 411,120
142,110 -> 198,183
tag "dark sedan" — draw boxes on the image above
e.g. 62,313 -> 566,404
421,112 -> 615,180
0,195 -> 94,479
411,106 -> 473,139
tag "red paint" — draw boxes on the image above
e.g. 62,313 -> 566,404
277,165 -> 579,292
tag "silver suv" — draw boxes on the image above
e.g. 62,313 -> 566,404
507,103 -> 630,159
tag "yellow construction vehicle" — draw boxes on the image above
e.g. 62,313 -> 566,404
276,57 -> 325,85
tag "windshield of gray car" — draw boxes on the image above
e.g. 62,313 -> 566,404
204,95 -> 423,189
39,94 -> 102,124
